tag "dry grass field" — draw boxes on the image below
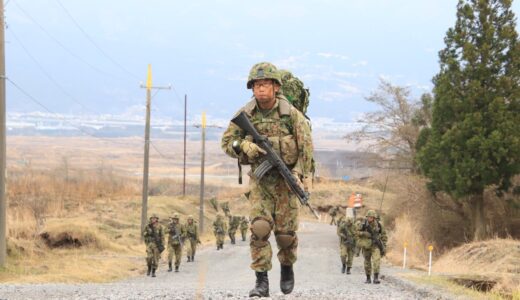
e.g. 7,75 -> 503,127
3,136 -> 519,298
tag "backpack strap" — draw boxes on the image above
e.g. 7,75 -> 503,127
278,98 -> 292,116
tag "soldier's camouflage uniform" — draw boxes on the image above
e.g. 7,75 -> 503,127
213,216 -> 228,249
143,221 -> 164,270
228,216 -> 241,244
357,219 -> 387,276
221,94 -> 313,272
240,217 -> 249,241
184,221 -> 200,258
167,220 -> 186,268
329,206 -> 339,225
337,217 -> 356,269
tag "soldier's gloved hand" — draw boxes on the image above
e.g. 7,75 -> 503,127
240,140 -> 266,159
291,170 -> 305,191
302,176 -> 312,193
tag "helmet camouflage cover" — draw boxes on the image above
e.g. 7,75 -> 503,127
366,210 -> 377,218
247,62 -> 282,89
150,213 -> 159,220
172,213 -> 180,219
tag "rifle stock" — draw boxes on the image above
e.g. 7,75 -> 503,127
231,111 -> 319,219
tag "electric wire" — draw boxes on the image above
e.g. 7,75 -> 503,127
12,1 -> 128,82
55,0 -> 141,81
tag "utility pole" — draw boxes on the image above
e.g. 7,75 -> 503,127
0,0 -> 6,268
182,94 -> 187,197
139,64 -> 170,239
199,112 -> 206,233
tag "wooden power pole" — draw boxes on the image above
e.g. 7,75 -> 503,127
139,65 -> 170,239
182,94 -> 187,197
199,112 -> 206,233
0,0 -> 6,268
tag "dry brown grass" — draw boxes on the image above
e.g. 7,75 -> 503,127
433,238 -> 520,297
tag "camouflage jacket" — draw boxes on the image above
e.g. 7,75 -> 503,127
167,221 -> 186,245
221,95 -> 313,180
356,219 -> 388,249
337,219 -> 356,246
185,222 -> 199,241
213,219 -> 227,235
240,219 -> 249,231
143,222 -> 164,246
228,216 -> 241,230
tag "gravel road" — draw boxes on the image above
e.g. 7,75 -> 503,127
0,222 -> 460,300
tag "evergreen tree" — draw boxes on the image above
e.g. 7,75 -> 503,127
418,0 -> 520,240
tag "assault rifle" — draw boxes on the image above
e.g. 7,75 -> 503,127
152,226 -> 165,253
169,223 -> 183,247
232,111 -> 319,219
364,220 -> 385,256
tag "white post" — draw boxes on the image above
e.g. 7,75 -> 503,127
428,245 -> 433,276
402,242 -> 407,269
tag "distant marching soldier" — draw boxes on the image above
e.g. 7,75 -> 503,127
328,206 -> 339,225
228,215 -> 241,244
185,215 -> 200,262
213,214 -> 227,250
143,213 -> 165,277
357,210 -> 387,284
337,216 -> 356,274
167,213 -> 186,272
240,216 -> 250,241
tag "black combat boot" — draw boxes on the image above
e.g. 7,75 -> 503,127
346,267 -> 351,275
280,265 -> 295,295
373,273 -> 380,284
221,243 -> 224,249
217,245 -> 220,250
168,262 -> 172,272
365,274 -> 371,284
191,255 -> 195,262
187,256 -> 191,262
146,264 -> 151,276
341,264 -> 346,274
249,271 -> 269,298
151,267 -> 156,278
175,265 -> 179,272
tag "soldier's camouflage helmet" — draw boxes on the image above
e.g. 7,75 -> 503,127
187,215 -> 194,220
247,62 -> 282,89
216,213 -> 223,219
172,213 -> 179,219
366,210 -> 377,218
150,213 -> 159,220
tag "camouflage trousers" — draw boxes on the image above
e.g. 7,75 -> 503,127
340,243 -> 354,267
363,246 -> 382,275
215,233 -> 225,246
167,243 -> 182,267
241,228 -> 248,241
228,228 -> 237,240
330,216 -> 336,225
185,238 -> 197,256
249,174 -> 299,272
146,243 -> 161,269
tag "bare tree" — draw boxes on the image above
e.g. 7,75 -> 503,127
345,79 -> 431,171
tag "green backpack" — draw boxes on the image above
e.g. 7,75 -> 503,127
279,70 -> 310,115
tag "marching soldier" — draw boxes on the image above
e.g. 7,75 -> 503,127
221,62 -> 313,297
143,213 -> 164,277
228,215 -> 240,244
166,213 -> 185,272
213,214 -> 227,250
240,216 -> 250,241
184,215 -> 200,262
357,210 -> 387,284
337,216 -> 356,274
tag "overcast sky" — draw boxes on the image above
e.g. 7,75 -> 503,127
6,0 -> 520,124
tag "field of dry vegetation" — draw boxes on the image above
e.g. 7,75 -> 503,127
2,136 -> 519,298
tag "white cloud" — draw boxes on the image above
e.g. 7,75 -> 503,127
352,60 -> 368,67
338,82 -> 361,94
227,76 -> 247,82
317,91 -> 345,102
332,71 -> 360,78
274,53 -> 310,69
317,52 -> 349,60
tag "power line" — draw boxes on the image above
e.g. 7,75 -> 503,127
8,27 -> 94,113
55,0 -> 140,81
11,1 -> 126,82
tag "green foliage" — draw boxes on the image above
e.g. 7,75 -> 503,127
418,0 -> 520,198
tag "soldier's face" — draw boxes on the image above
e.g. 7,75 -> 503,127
151,217 -> 158,224
188,219 -> 193,224
253,80 -> 280,107
367,216 -> 375,223
173,219 -> 178,224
